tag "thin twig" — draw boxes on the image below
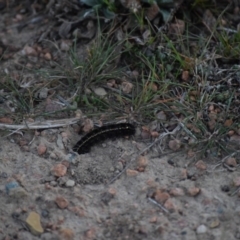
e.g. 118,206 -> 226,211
0,117 -> 81,136
147,197 -> 169,213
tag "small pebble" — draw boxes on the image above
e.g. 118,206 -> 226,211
26,211 -> 44,236
225,157 -> 237,167
5,181 -> 19,194
51,164 -> 67,177
233,177 -> 240,187
126,169 -> 138,177
44,52 -> 52,60
59,228 -> 74,240
195,160 -> 207,170
164,198 -> 177,211
41,209 -> 49,218
169,188 -> 184,196
58,176 -> 68,186
209,218 -> 220,228
65,180 -> 75,187
187,187 -> 201,196
154,189 -> 170,204
196,224 -> 207,234
93,87 -> 107,96
37,144 -> 47,155
137,155 -> 148,169
55,196 -> 69,209
9,187 -> 28,198
50,181 -> 58,187
84,227 -> 96,239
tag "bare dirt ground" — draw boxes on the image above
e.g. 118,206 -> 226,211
1,3 -> 240,240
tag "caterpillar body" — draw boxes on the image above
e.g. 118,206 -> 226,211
73,123 -> 135,154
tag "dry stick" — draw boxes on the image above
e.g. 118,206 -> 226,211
107,124 -> 182,185
147,197 -> 169,214
0,117 -> 81,137
212,151 -> 238,170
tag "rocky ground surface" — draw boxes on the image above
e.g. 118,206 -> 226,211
1,2 -> 240,240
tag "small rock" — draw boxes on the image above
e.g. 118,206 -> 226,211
38,88 -> 48,99
126,169 -> 138,177
37,144 -> 47,155
93,87 -> 107,97
59,228 -> 74,240
209,218 -> 220,228
5,181 -> 19,194
121,81 -> 133,94
84,227 -> 96,239
229,134 -> 240,144
180,169 -> 188,180
195,160 -> 207,170
8,187 -> 28,198
51,164 -> 67,177
151,131 -> 159,138
141,126 -> 151,139
233,177 -> 240,187
82,119 -> 94,132
50,152 -> 57,159
225,157 -> 237,168
56,135 -> 64,150
181,70 -> 189,81
137,155 -> 148,169
115,161 -> 123,171
60,40 -> 72,51
169,188 -> 184,197
58,176 -> 68,186
196,224 -> 207,234
26,211 -> 44,236
108,187 -> 117,196
41,209 -> 49,218
65,180 -> 75,187
44,52 -> 52,60
68,206 -> 85,217
156,111 -> 166,121
164,198 -> 177,212
50,181 -> 58,187
55,196 -> 69,209
149,216 -> 158,223
23,46 -> 38,56
154,189 -> 170,204
169,139 -> 181,151
188,187 -> 201,196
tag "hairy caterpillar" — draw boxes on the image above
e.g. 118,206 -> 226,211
73,123 -> 135,154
